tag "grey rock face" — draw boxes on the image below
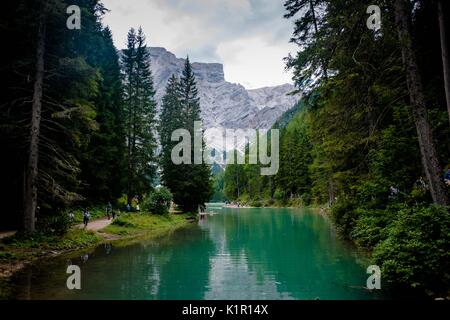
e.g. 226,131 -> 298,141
148,47 -> 300,129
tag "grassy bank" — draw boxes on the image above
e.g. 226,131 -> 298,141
0,229 -> 101,274
0,228 -> 102,299
101,212 -> 191,237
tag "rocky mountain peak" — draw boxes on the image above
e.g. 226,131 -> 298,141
147,47 -> 300,129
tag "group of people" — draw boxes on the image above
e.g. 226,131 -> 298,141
126,203 -> 140,212
105,202 -> 117,220
388,169 -> 450,201
67,202 -> 119,228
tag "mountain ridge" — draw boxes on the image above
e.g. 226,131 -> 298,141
147,47 -> 300,129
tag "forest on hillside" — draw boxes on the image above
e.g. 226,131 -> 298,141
222,0 -> 450,296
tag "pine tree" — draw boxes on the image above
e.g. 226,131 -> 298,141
160,58 -> 212,212
159,74 -> 183,195
79,26 -> 126,203
121,27 -> 157,203
9,0 -> 102,231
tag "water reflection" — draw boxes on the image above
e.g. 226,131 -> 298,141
10,208 -> 388,300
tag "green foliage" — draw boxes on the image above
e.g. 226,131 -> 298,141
1,229 -> 100,251
104,212 -> 189,236
279,0 -> 450,296
373,205 -> 450,296
158,58 -> 213,212
211,170 -> 227,202
223,107 -> 313,206
122,27 -> 157,201
0,0 -> 131,228
36,213 -> 72,236
249,200 -> 263,208
117,194 -> 129,210
330,197 -> 358,237
350,208 -> 396,249
142,187 -> 173,215
111,217 -> 135,228
79,26 -> 127,203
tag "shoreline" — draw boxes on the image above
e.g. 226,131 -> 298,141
221,203 -> 326,211
0,213 -> 192,296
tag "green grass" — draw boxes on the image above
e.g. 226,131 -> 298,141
0,229 -> 102,262
101,212 -> 190,237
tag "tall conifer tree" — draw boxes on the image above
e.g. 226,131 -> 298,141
122,27 -> 157,202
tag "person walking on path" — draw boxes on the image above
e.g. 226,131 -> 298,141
83,209 -> 90,228
68,211 -> 75,223
106,202 -> 112,219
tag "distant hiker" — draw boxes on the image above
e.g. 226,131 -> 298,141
389,186 -> 399,199
83,209 -> 90,228
415,176 -> 428,190
106,202 -> 112,219
126,203 -> 131,212
444,169 -> 450,186
199,204 -> 206,220
68,211 -> 75,222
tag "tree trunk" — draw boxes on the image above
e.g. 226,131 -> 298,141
438,0 -> 450,124
394,0 -> 449,206
23,3 -> 47,232
309,0 -> 328,79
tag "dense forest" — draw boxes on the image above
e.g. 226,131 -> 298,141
223,0 -> 450,295
0,0 -> 212,232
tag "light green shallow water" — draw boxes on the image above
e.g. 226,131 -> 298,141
10,207 -> 389,299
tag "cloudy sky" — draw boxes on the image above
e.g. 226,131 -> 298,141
101,0 -> 297,89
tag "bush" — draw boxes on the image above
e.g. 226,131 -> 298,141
117,194 -> 128,209
373,205 -> 450,296
142,187 -> 173,215
350,208 -> 395,249
36,214 -> 71,236
249,200 -> 262,207
300,193 -> 311,205
330,197 -> 358,237
273,189 -> 285,201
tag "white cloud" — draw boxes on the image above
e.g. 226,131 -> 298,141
217,36 -> 296,89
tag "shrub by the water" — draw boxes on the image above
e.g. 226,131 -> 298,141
372,205 -> 450,296
330,197 -> 358,237
142,187 -> 173,215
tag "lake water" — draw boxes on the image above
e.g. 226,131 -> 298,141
9,207 -> 389,299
